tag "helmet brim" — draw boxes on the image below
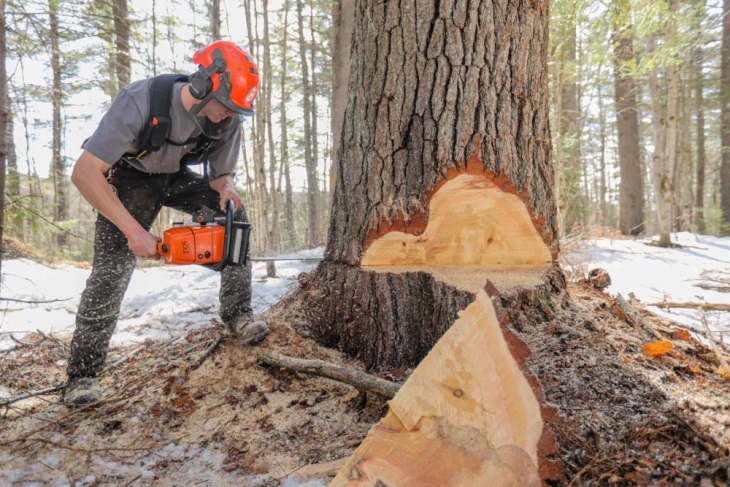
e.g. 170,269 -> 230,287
219,97 -> 254,116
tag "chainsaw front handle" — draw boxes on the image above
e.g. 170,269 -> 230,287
207,199 -> 234,272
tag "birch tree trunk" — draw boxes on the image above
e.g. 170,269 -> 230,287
654,0 -> 679,247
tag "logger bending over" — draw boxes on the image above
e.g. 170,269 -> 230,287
64,41 -> 269,407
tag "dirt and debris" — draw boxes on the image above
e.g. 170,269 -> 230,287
0,297 -> 388,486
521,283 -> 730,486
1,281 -> 729,486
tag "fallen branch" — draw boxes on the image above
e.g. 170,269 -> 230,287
647,302 -> 730,312
0,384 -> 65,408
613,294 -> 659,339
698,308 -> 730,375
253,349 -> 400,399
191,335 -> 224,370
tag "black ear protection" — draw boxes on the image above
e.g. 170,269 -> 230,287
188,51 -> 227,100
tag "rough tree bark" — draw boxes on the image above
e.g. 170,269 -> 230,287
611,0 -> 644,236
210,0 -> 221,40
302,0 -> 563,483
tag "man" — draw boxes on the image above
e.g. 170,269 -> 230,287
64,41 -> 269,407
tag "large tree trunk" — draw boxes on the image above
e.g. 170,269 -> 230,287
611,0 -> 644,236
720,0 -> 730,230
302,1 -> 562,482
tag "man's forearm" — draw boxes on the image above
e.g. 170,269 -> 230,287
71,152 -> 146,240
209,173 -> 235,193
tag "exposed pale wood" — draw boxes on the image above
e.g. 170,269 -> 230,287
361,174 -> 552,268
648,302 -> 730,312
254,349 -> 399,399
331,290 -> 544,486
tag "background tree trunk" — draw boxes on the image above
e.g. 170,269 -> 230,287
694,0 -> 706,233
611,0 -> 644,236
210,0 -> 221,40
49,0 -> 67,249
279,5 -> 295,249
330,0 -> 355,201
296,0 -> 318,247
0,0 -> 7,277
112,0 -> 131,90
720,0 -> 730,231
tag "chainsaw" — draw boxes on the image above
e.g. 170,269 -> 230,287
157,200 -> 252,271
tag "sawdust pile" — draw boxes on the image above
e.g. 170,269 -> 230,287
1,281 -> 729,486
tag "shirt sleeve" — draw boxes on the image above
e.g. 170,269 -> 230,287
82,89 -> 145,164
206,120 -> 242,181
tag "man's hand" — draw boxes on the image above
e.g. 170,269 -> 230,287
210,174 -> 242,212
127,228 -> 161,259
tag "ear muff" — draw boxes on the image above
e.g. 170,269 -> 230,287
188,68 -> 213,100
188,54 -> 227,100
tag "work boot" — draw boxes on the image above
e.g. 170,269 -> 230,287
63,377 -> 102,407
228,315 -> 270,345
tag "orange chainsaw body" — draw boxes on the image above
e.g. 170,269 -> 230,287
157,224 -> 226,265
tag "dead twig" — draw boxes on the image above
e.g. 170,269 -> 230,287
190,335 -> 224,370
254,348 -> 400,399
698,307 -> 730,376
0,384 -> 65,408
648,302 -> 730,312
0,297 -> 72,304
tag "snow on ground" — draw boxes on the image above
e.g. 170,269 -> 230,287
0,248 -> 323,351
563,232 -> 730,343
1,233 -> 729,350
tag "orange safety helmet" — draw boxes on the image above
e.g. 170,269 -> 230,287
189,41 -> 260,116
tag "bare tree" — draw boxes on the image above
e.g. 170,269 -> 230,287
49,0 -> 68,249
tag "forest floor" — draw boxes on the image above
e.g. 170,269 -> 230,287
0,264 -> 729,486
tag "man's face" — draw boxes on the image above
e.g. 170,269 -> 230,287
199,98 -> 238,123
